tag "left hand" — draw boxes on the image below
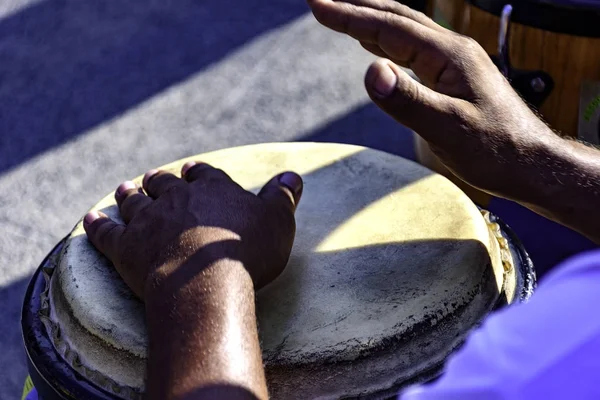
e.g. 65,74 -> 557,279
83,161 -> 303,299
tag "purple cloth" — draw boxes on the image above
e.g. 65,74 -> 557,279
25,388 -> 38,400
400,250 -> 600,399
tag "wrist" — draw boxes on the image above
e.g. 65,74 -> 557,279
143,258 -> 262,399
144,257 -> 253,320
487,124 -> 560,202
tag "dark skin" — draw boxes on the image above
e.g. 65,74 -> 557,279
84,1 -> 600,399
307,0 -> 600,243
84,161 -> 303,400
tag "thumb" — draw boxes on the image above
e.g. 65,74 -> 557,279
258,171 -> 303,213
365,59 -> 458,142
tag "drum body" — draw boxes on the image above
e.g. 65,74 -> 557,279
432,0 -> 467,30
465,0 -> 600,140
22,143 -> 536,400
416,0 -> 600,205
402,0 -> 433,14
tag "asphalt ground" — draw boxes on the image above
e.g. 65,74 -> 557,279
0,1 -> 595,398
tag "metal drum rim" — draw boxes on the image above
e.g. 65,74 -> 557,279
468,0 -> 600,38
21,238 -> 119,400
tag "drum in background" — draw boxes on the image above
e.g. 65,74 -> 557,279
431,0 -> 467,30
415,0 -> 600,205
401,0 -> 433,15
465,0 -> 600,142
22,143 -> 535,400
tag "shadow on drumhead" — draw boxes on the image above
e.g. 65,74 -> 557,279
256,239 -> 507,400
78,147 -> 513,398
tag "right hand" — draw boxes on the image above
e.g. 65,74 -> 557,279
308,0 -> 554,195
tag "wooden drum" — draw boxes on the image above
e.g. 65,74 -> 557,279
22,143 -> 535,400
431,0 -> 467,30
416,0 -> 600,205
465,0 -> 600,141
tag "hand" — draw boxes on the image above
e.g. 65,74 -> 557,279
83,161 -> 303,299
307,0 -> 555,195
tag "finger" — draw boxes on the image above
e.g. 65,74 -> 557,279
360,41 -> 390,59
181,161 -> 233,184
258,172 -> 303,213
329,0 -> 448,33
143,170 -> 186,199
115,181 -> 153,224
365,59 -> 474,145
83,211 -> 125,265
309,0 -> 450,84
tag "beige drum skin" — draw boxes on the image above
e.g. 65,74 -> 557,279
41,142 -> 517,399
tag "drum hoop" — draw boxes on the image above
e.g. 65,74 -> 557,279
21,238 -> 123,400
484,209 -> 537,303
468,0 -> 600,38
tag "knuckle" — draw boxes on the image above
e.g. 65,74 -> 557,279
122,194 -> 149,214
98,221 -> 121,241
393,80 -> 422,111
447,101 -> 479,127
459,35 -> 483,52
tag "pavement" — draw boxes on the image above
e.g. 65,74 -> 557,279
0,1 -> 595,399
0,1 -> 414,397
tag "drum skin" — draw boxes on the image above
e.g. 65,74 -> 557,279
22,216 -> 535,400
22,143 -> 536,399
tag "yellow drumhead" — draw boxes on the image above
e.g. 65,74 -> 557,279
48,142 -> 512,399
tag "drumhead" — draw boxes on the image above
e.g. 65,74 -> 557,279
43,142 -> 518,399
469,0 -> 600,37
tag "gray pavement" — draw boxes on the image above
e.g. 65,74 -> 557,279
0,1 -> 413,397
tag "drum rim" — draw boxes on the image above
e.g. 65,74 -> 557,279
21,238 -> 119,400
22,212 -> 536,399
468,0 -> 600,38
485,209 -> 536,303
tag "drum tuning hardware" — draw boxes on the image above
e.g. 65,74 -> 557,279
492,4 -> 554,109
530,77 -> 546,93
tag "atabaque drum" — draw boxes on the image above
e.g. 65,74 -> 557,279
464,0 -> 600,142
415,0 -> 600,205
430,0 -> 467,30
22,143 -> 535,399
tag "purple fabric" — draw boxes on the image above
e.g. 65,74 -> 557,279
25,388 -> 38,400
400,250 -> 600,399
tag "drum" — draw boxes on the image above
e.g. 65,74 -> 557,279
402,0 -> 431,14
22,143 -> 535,400
431,0 -> 467,30
415,0 -> 600,205
465,0 -> 600,141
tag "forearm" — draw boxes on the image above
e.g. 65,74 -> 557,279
494,129 -> 600,244
144,258 -> 267,400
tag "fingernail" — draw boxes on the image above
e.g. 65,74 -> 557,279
116,181 -> 137,197
143,169 -> 159,188
84,211 -> 100,226
373,64 -> 397,98
181,161 -> 197,176
279,172 -> 302,194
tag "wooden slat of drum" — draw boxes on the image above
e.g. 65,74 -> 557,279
464,5 -> 600,138
434,0 -> 467,31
